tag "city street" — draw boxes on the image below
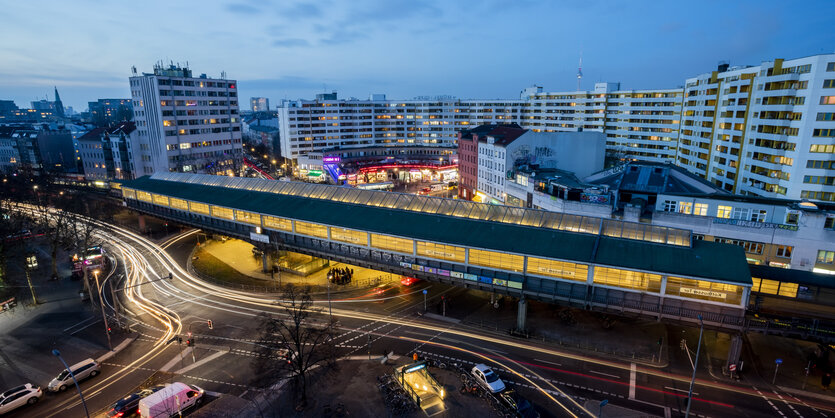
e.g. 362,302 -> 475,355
5,217 -> 829,417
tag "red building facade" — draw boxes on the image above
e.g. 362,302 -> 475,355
457,124 -> 525,200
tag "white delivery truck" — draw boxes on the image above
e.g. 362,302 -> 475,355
138,382 -> 204,418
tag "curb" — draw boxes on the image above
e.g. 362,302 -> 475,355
777,386 -> 835,404
96,333 -> 139,363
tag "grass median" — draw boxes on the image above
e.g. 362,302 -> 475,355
191,247 -> 274,288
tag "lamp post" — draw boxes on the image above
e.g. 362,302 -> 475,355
52,349 -> 90,418
598,399 -> 608,417
93,269 -> 113,351
685,314 -> 704,418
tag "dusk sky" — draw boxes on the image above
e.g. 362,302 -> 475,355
1,0 -> 833,111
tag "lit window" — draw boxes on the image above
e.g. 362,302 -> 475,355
693,203 -> 708,216
716,205 -> 732,219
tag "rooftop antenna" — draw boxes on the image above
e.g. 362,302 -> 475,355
577,52 -> 583,92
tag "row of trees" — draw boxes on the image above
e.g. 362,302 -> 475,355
0,175 -> 111,301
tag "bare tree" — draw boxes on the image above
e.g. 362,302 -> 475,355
0,200 -> 28,294
65,199 -> 107,294
251,285 -> 338,409
30,193 -> 73,280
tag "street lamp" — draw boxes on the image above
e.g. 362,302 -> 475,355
685,314 -> 704,418
52,349 -> 90,418
92,269 -> 113,351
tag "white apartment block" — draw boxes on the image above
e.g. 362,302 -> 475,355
521,83 -> 683,164
277,53 -> 835,202
129,64 -> 243,176
677,54 -> 835,201
277,94 -> 523,160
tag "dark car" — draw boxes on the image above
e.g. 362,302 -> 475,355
499,390 -> 539,418
107,385 -> 165,417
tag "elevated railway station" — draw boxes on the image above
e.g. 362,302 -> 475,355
121,173 -> 757,334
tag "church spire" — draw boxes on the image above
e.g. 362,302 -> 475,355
53,86 -> 65,118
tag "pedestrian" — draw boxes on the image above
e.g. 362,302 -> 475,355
823,372 -> 832,390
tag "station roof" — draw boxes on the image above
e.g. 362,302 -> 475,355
123,174 -> 751,285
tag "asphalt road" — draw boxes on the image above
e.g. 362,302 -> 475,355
5,216 -> 833,418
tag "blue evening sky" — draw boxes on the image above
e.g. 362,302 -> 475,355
0,0 -> 833,110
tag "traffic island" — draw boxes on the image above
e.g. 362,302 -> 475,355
268,357 -> 499,417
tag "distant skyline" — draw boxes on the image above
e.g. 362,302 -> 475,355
1,0 -> 833,111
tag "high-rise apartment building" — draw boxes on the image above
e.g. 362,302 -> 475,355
277,93 -> 521,160
129,64 -> 243,176
678,55 -> 835,201
522,83 -> 683,164
277,53 -> 835,202
250,97 -> 270,112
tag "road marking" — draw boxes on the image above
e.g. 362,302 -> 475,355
161,348 -> 193,372
62,316 -> 97,332
589,370 -> 620,379
68,318 -> 103,335
534,358 -> 562,367
664,386 -> 699,396
174,350 -> 228,375
629,362 -> 636,400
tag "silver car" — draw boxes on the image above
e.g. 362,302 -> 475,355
48,358 -> 100,392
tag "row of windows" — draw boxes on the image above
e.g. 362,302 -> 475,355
751,278 -> 799,298
124,188 -> 745,305
803,176 -> 835,186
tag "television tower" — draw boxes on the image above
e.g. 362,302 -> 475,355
577,54 -> 583,91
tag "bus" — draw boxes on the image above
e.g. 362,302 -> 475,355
356,181 -> 394,191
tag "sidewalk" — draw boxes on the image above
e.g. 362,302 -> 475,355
0,240 -> 132,388
453,294 -> 669,367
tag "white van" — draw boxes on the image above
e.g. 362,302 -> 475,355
138,382 -> 204,418
48,358 -> 100,392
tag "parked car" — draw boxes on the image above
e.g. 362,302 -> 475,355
138,382 -> 203,418
0,383 -> 43,415
499,389 -> 539,418
471,363 -> 506,393
48,358 -> 100,392
107,385 -> 166,417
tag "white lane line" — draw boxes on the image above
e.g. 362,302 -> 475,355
664,387 -> 699,396
62,316 -> 97,332
629,362 -> 636,400
68,318 -> 103,335
589,370 -> 620,379
534,358 -> 562,367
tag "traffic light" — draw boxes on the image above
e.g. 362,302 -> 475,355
207,320 -> 213,330
186,338 -> 193,347
107,327 -> 112,334
657,337 -> 663,346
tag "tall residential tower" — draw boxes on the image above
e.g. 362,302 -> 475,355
129,63 -> 243,176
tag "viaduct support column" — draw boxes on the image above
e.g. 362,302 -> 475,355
516,296 -> 528,333
726,332 -> 744,378
262,249 -> 269,273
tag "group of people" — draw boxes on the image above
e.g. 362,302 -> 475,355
327,267 -> 354,285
